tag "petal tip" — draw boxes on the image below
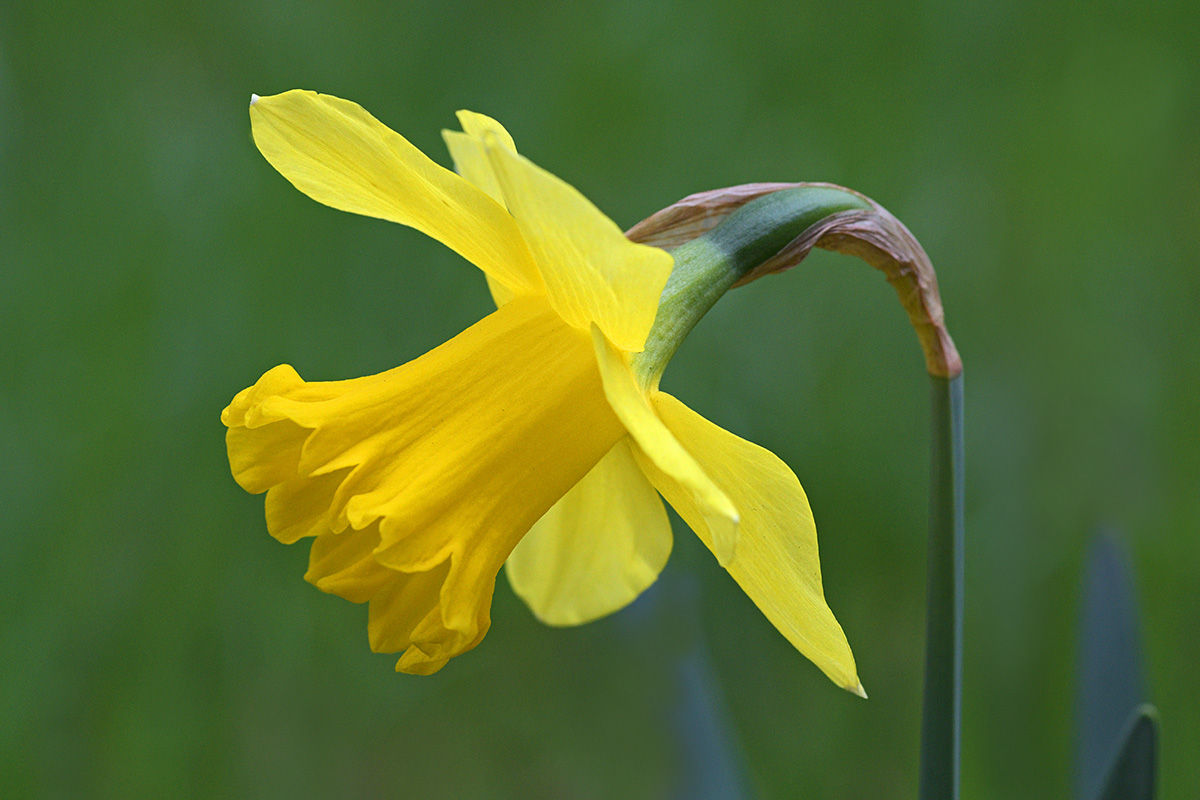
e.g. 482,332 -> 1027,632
250,93 -> 260,107
709,512 -> 740,567
397,649 -> 449,675
848,680 -> 868,699
481,130 -> 502,153
713,541 -> 735,567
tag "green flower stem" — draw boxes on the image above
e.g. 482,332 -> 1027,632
632,187 -> 870,384
920,374 -> 965,800
632,184 -> 964,800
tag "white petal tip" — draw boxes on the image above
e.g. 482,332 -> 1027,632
849,681 -> 868,699
249,93 -> 261,106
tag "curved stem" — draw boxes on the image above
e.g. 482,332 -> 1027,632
631,187 -> 870,385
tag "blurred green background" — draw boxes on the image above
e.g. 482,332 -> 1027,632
2,1 -> 1197,797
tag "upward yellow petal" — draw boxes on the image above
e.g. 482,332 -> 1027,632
443,134 -> 503,209
635,392 -> 860,692
455,109 -> 518,151
222,294 -> 625,673
249,90 -> 542,297
442,116 -> 518,309
442,110 -> 672,330
441,110 -> 516,209
482,136 -> 673,352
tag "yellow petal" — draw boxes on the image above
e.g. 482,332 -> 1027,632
442,125 -> 516,309
222,294 -> 625,672
484,273 -> 516,308
634,392 -> 860,691
249,90 -> 541,297
455,109 -> 518,151
305,522 -> 393,604
265,467 -> 351,544
483,138 -> 673,352
303,521 -> 464,675
372,559 -> 456,673
591,328 -> 739,564
222,364 -> 348,495
441,111 -> 516,207
506,437 -> 672,626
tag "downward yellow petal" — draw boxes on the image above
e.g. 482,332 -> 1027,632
591,328 -> 739,564
249,90 -> 541,297
634,392 -> 860,692
506,437 -> 673,626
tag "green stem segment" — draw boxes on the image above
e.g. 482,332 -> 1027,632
632,187 -> 870,384
920,375 -> 965,800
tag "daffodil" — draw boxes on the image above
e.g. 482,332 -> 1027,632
223,90 -> 861,693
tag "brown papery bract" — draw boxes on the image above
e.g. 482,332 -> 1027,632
627,182 -> 962,379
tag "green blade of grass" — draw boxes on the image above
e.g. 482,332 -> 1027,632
1077,532 -> 1158,800
1098,705 -> 1158,800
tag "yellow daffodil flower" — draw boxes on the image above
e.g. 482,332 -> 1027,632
223,90 -> 861,693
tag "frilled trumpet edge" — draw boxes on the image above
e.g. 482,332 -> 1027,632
222,295 -> 625,673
